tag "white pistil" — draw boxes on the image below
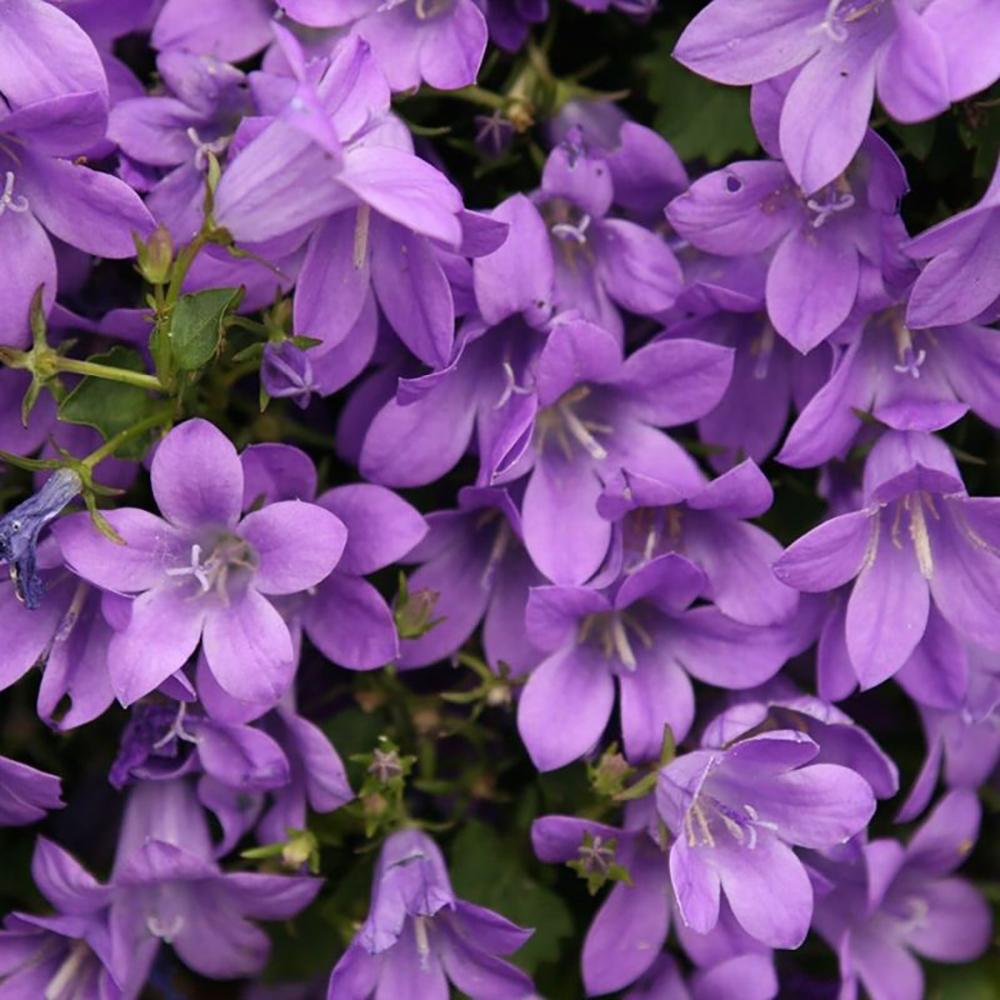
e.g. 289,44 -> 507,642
165,543 -> 212,593
893,347 -> 927,379
186,127 -> 229,171
806,190 -> 855,228
146,913 -> 185,943
0,171 -> 29,216
152,703 -> 201,749
551,214 -> 591,244
353,204 -> 371,270
413,916 -> 431,970
44,941 -> 89,1000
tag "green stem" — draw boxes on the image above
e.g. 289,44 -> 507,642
431,84 -> 506,110
82,406 -> 172,469
54,357 -> 165,392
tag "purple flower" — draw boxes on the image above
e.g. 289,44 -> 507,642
598,458 -> 799,627
898,642 -> 1000,821
904,157 -> 1000,328
110,779 -> 320,984
811,790 -> 992,1000
302,483 -> 427,670
0,539 -> 117,729
674,0 -> 1000,192
474,130 -> 685,339
328,828 -> 534,999
477,0 -> 548,52
657,729 -> 875,948
0,837 -> 119,998
502,317 -> 732,585
152,0 -> 277,62
625,951 -> 778,1000
775,430 -> 1000,691
701,676 -> 899,799
778,305 -> 1000,468
517,553 -> 811,770
0,755 -> 63,825
532,807 -> 674,994
396,486 -> 546,674
666,132 -> 908,352
0,0 -> 154,343
53,419 -> 347,708
109,50 -> 253,242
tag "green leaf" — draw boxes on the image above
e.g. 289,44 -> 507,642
449,820 -> 574,974
887,118 -> 937,160
58,347 -> 156,459
640,33 -> 758,165
171,286 -> 242,371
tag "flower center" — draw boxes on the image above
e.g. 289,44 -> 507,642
165,534 -> 258,601
0,171 -> 29,217
889,492 -> 938,580
578,610 -> 653,671
186,127 -> 230,171
576,835 -> 616,874
812,0 -> 886,42
890,316 -> 928,379
684,797 -> 778,850
535,385 -> 612,461
805,177 -> 856,227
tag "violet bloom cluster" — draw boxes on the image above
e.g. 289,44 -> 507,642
0,0 -> 998,996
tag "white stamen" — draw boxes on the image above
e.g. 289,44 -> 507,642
610,615 -> 637,670
44,941 -> 89,1000
413,916 -> 431,970
908,496 -> 934,580
353,204 -> 371,270
0,171 -> 29,216
558,402 -> 608,460
806,191 -> 855,228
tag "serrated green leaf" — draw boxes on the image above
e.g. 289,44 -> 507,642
449,820 -> 574,973
171,286 -> 242,371
58,347 -> 156,459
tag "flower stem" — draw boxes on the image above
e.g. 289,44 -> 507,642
52,357 -> 165,392
82,406 -> 173,469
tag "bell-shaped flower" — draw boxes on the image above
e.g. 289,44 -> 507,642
674,0 -> 1000,192
474,128 -> 685,340
597,458 -> 799,627
778,304 -> 1000,468
0,0 -> 154,343
811,790 -> 992,1000
904,156 -> 1000,328
53,419 -> 347,709
109,50 -> 254,242
518,553 -> 811,770
0,836 -> 121,998
328,828 -> 534,999
701,676 -> 899,800
667,131 -> 908,353
897,642 -> 1000,821
109,779 -> 320,985
774,430 -> 1000,692
656,730 -> 875,948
